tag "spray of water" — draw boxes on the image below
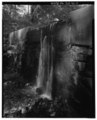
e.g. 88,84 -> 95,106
36,23 -> 78,100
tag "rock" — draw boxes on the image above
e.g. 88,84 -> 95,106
21,108 -> 26,114
50,112 -> 56,117
14,110 -> 22,117
28,106 -> 32,111
78,62 -> 85,71
4,113 -> 9,117
25,83 -> 30,87
4,82 -> 8,86
65,99 -> 68,103
10,107 -> 17,113
36,88 -> 44,95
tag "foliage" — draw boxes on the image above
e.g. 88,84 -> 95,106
2,3 -> 79,72
3,4 -> 32,55
30,4 -> 79,24
3,5 -> 31,34
3,4 -> 79,43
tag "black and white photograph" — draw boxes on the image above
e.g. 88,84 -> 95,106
2,1 -> 95,118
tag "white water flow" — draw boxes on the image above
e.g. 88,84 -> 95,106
36,34 -> 53,100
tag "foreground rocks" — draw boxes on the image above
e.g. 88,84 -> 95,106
4,96 -> 73,118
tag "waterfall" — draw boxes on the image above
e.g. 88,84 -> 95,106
36,30 -> 53,100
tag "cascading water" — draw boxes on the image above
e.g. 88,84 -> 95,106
41,37 -> 53,100
36,29 -> 53,100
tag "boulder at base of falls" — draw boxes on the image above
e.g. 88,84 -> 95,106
36,87 -> 44,95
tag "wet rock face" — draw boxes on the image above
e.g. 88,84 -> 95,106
36,88 -> 44,95
4,96 -> 77,118
21,19 -> 93,91
25,97 -> 70,117
19,8 -> 94,116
